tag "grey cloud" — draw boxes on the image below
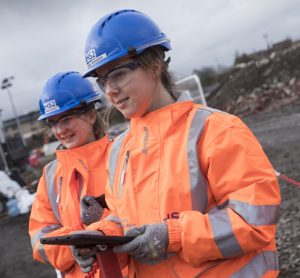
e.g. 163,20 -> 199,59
0,0 -> 299,119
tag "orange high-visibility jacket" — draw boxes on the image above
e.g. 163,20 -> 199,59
29,137 -> 111,278
88,96 -> 281,277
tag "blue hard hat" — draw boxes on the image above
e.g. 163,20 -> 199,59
38,71 -> 102,120
83,9 -> 171,77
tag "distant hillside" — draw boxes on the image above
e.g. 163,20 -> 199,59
207,40 -> 300,116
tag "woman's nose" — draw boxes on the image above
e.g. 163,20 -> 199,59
105,82 -> 120,96
53,123 -> 67,134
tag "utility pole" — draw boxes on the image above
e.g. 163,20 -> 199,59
0,109 -> 10,174
263,33 -> 270,50
1,76 -> 26,147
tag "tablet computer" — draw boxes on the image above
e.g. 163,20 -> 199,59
40,234 -> 134,247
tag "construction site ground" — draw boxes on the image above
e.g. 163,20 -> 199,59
0,101 -> 299,277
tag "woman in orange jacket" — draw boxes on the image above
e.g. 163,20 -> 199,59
82,10 -> 281,277
28,71 -> 112,278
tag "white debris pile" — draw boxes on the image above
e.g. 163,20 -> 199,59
0,170 -> 35,215
208,41 -> 300,117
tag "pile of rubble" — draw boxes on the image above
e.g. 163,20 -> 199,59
208,40 -> 300,116
224,76 -> 300,116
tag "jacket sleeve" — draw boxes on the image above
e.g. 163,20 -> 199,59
167,116 -> 281,266
29,168 -> 80,273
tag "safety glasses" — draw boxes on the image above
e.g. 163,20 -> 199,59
45,109 -> 88,130
96,61 -> 140,93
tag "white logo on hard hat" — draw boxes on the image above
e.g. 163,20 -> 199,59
86,49 -> 107,67
44,100 -> 59,114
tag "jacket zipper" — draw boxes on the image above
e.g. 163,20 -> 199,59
56,176 -> 63,204
118,150 -> 130,198
78,173 -> 83,200
74,170 -> 83,200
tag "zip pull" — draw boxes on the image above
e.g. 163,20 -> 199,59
78,173 -> 83,200
56,176 -> 63,204
118,150 -> 130,197
120,150 -> 130,186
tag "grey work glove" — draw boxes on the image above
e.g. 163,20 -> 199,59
80,195 -> 104,226
70,230 -> 103,273
113,223 -> 169,265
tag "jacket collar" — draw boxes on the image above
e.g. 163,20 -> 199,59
55,136 -> 110,171
129,92 -> 195,139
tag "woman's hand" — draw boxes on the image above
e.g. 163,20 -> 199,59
80,196 -> 104,225
70,230 -> 103,273
113,223 -> 169,265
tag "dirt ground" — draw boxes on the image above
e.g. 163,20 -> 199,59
0,102 -> 299,278
0,213 -> 55,278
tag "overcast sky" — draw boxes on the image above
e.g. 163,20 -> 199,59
0,0 -> 299,120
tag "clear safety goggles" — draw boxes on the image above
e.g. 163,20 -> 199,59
96,61 -> 140,93
46,109 -> 89,130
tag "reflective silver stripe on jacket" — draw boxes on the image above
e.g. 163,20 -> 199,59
231,251 -> 279,277
109,130 -> 129,192
188,108 -> 212,213
208,207 -> 243,257
45,160 -> 62,224
188,105 -> 243,258
33,160 -> 62,263
31,224 -> 62,248
220,199 -> 280,226
209,199 -> 280,257
197,109 -> 244,257
44,160 -> 69,277
31,224 -> 62,263
38,243 -> 49,263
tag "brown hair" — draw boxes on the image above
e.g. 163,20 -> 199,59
92,107 -> 106,139
135,46 -> 175,97
102,105 -> 127,133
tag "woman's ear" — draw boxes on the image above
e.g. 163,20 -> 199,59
151,60 -> 163,79
88,110 -> 97,125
